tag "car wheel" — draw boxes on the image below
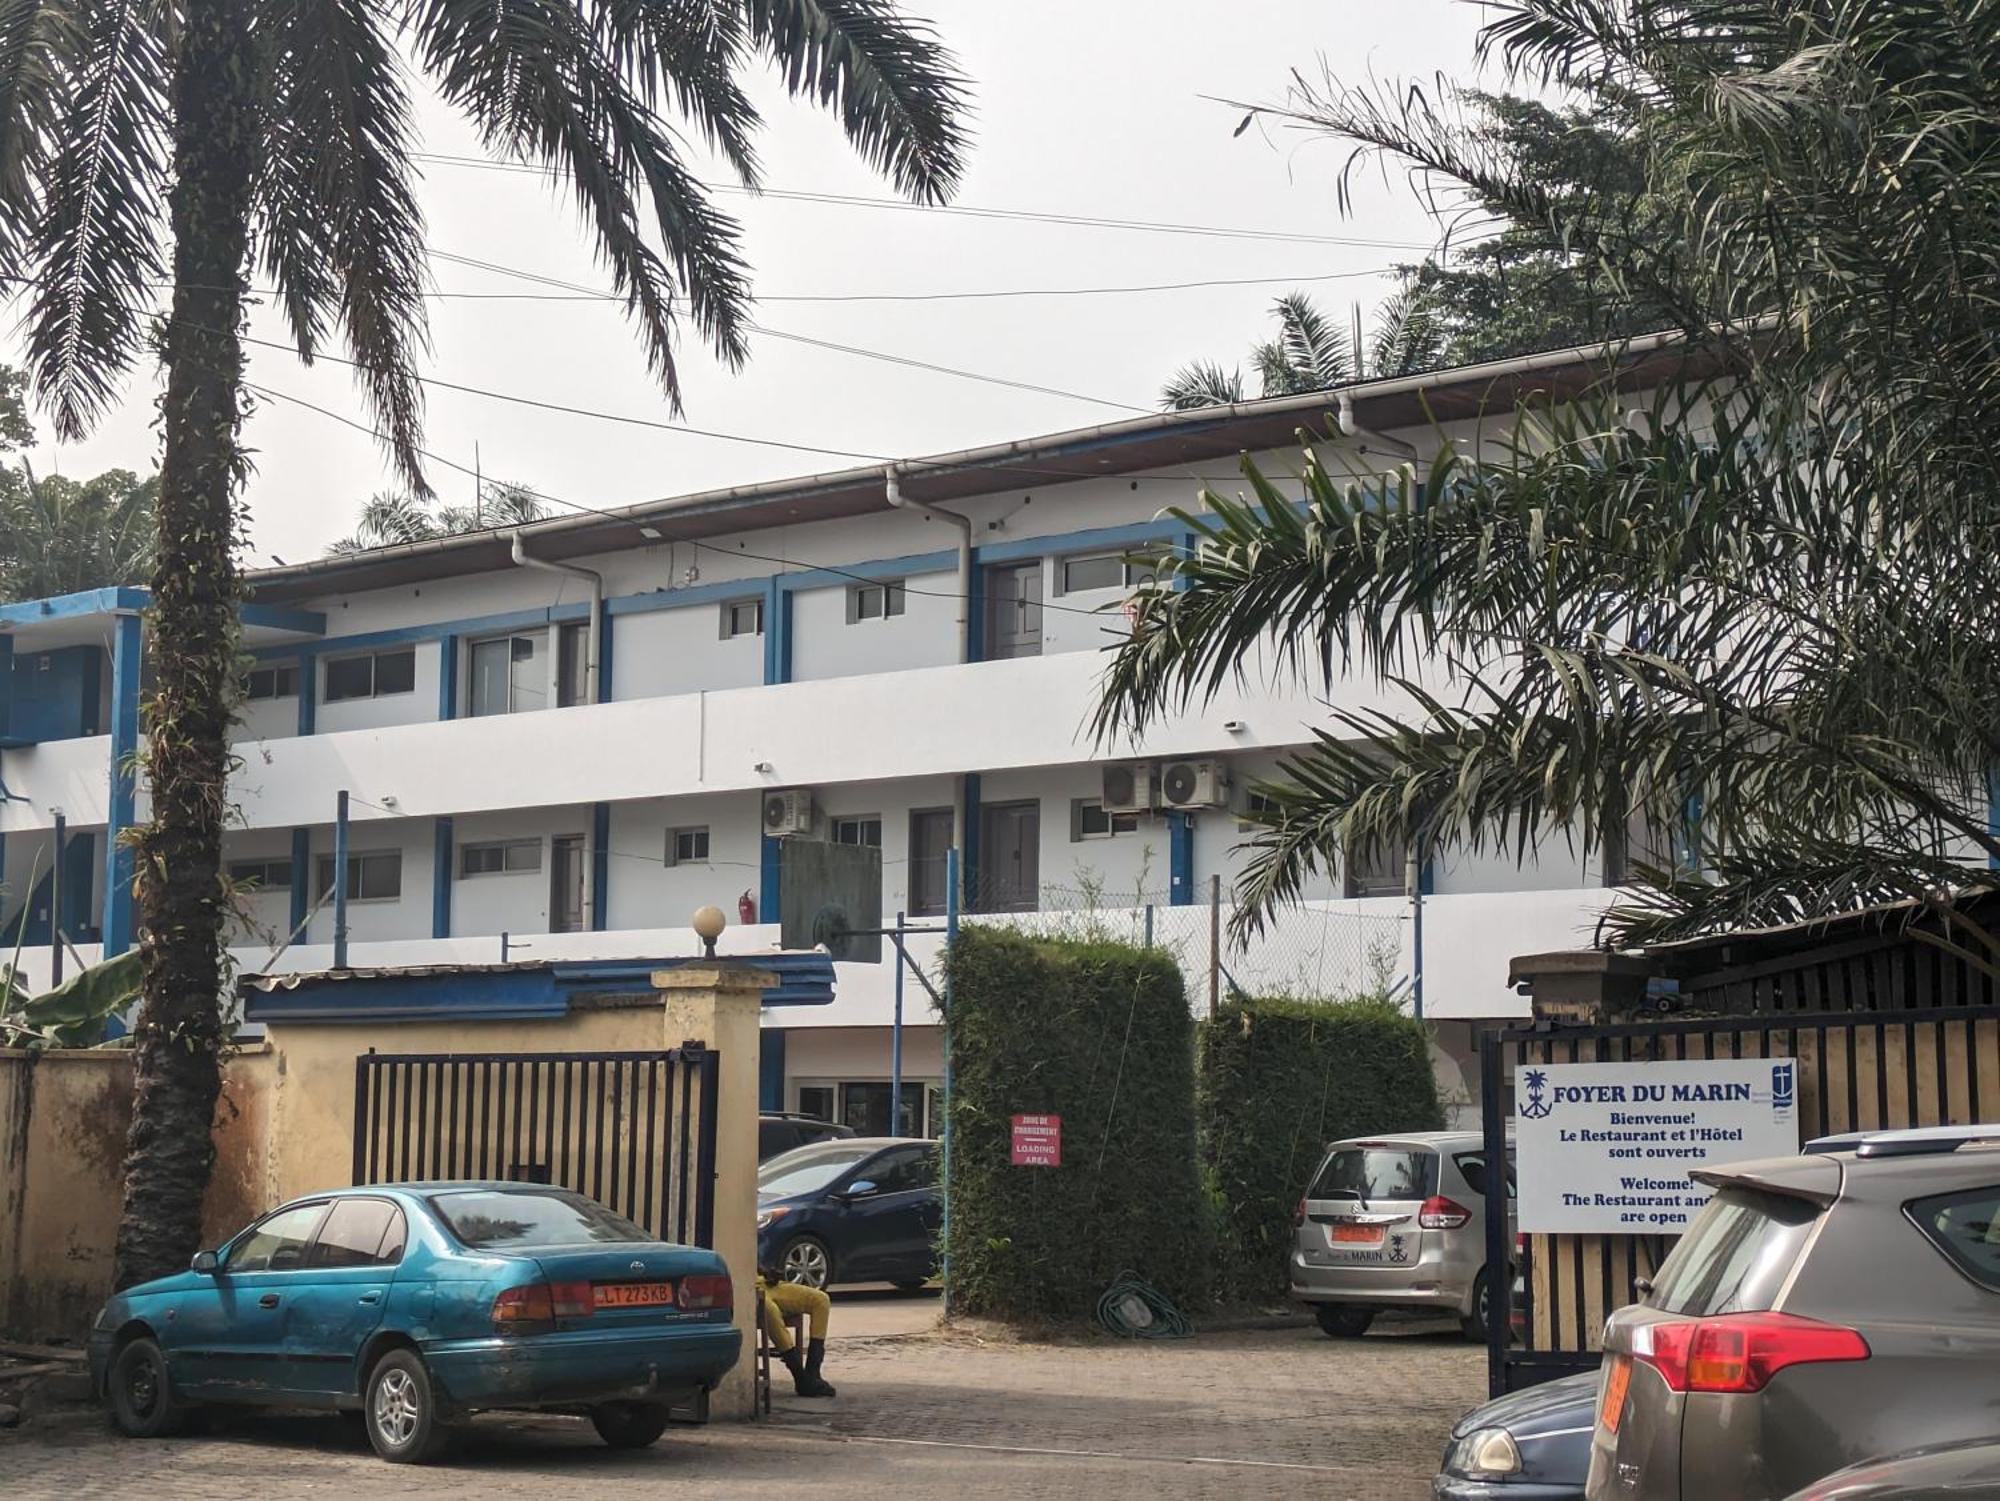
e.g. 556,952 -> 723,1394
1462,1271 -> 1493,1343
892,1280 -> 928,1292
590,1401 -> 673,1449
364,1349 -> 453,1464
780,1235 -> 833,1290
108,1336 -> 186,1438
1313,1304 -> 1375,1339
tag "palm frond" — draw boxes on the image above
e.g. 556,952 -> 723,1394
1267,291 -> 1349,390
0,0 -> 86,264
1159,359 -> 1243,411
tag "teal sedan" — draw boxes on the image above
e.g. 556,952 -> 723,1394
88,1182 -> 741,1463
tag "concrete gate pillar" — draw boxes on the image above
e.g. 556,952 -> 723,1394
651,961 -> 772,1420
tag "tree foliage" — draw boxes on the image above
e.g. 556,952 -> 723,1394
0,461 -> 157,599
1161,288 -> 1443,411
1103,0 -> 2000,958
328,480 -> 549,554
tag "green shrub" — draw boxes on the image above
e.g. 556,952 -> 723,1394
942,926 -> 1205,1320
1198,997 -> 1444,1301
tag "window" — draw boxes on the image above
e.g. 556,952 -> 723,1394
1071,798 -> 1138,841
1058,551 -> 1159,595
557,621 -> 590,707
432,1189 -> 648,1249
1309,1148 -> 1438,1203
306,1198 -> 406,1269
1908,1186 -> 2000,1292
243,663 -> 297,701
469,633 -> 546,717
1238,788 -> 1279,833
666,826 -> 710,866
228,859 -> 292,891
831,816 -> 882,848
1343,837 -> 1407,898
797,1085 -> 834,1122
908,808 -> 954,917
324,648 -> 416,702
757,1141 -> 878,1197
1646,1185 -> 1821,1315
860,1144 -> 938,1195
847,581 -> 906,622
228,1202 -> 328,1273
314,850 -> 403,902
721,598 -> 764,639
460,839 -> 542,877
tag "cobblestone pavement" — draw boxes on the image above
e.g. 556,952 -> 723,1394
1,1318 -> 1481,1501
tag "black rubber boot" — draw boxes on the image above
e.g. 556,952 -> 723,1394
798,1338 -> 837,1398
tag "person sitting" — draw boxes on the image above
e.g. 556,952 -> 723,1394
756,1268 -> 836,1398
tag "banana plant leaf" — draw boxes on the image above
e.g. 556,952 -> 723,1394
4,950 -> 143,1047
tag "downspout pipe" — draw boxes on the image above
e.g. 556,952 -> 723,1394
510,532 -> 602,704
1337,388 -> 1422,462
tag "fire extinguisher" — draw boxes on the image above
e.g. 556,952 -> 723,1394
738,890 -> 757,925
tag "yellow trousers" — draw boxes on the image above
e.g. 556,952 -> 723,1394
757,1277 -> 831,1351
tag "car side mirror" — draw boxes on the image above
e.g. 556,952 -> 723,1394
844,1179 -> 878,1198
190,1251 -> 219,1274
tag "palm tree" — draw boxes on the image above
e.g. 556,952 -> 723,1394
1161,288 -> 1443,411
0,460 -> 157,599
0,0 -> 968,1288
1104,0 -> 2000,967
328,481 -> 549,554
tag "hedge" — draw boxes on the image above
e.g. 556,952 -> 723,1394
942,926 -> 1206,1320
1198,997 -> 1444,1301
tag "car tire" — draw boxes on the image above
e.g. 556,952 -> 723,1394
1462,1270 -> 1493,1343
363,1349 -> 453,1464
892,1280 -> 928,1292
590,1401 -> 673,1450
107,1336 -> 186,1438
779,1235 -> 833,1290
1313,1304 -> 1375,1339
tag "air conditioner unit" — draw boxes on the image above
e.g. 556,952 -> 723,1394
1101,763 -> 1156,814
762,788 -> 816,837
1160,759 -> 1230,810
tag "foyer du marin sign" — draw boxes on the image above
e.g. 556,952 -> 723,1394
1514,1059 -> 1800,1234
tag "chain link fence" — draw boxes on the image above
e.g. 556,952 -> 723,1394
965,881 -> 1410,1013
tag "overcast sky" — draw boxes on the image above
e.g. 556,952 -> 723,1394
10,0 -> 1495,564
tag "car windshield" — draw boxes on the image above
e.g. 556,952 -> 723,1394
759,1142 -> 877,1197
1646,1185 -> 1822,1316
431,1189 -> 648,1249
1310,1147 -> 1439,1202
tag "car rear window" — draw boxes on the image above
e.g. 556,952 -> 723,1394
1645,1185 -> 1821,1316
1309,1147 -> 1439,1202
432,1189 -> 648,1249
1906,1186 -> 2000,1291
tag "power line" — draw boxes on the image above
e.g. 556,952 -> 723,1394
408,151 -> 1440,251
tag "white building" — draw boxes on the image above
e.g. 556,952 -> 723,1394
0,338 -> 1667,1126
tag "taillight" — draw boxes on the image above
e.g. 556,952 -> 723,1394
678,1273 -> 733,1311
1633,1313 -> 1869,1394
548,1281 -> 593,1319
1418,1195 -> 1472,1230
493,1281 -> 595,1331
1292,1197 -> 1306,1229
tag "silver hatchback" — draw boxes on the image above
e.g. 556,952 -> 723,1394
1290,1130 -> 1514,1340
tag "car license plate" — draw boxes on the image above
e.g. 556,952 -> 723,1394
594,1281 -> 675,1308
1330,1223 -> 1383,1246
1600,1355 -> 1632,1434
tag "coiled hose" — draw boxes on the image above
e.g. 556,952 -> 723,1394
1095,1269 -> 1194,1339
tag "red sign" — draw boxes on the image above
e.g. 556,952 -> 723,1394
1010,1113 -> 1062,1168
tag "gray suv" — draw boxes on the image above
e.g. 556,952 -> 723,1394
1291,1130 -> 1514,1340
1589,1125 -> 2000,1500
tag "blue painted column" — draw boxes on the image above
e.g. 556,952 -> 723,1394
101,612 -> 143,954
333,789 -> 351,968
964,547 -> 985,662
437,635 -> 459,720
596,604 -> 615,703
759,1029 -> 787,1112
590,802 -> 610,931
1168,811 -> 1194,906
289,827 -> 311,935
761,575 -> 792,686
296,650 -> 317,735
0,633 -> 14,741
432,817 -> 454,938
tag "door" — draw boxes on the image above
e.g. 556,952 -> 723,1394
977,800 -> 1040,912
469,633 -> 546,717
836,1146 -> 936,1282
985,563 -> 1043,659
281,1197 -> 406,1399
550,834 -> 586,933
175,1200 -> 330,1399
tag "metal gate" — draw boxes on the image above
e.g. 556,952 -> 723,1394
1480,1004 -> 2000,1395
352,1046 -> 720,1247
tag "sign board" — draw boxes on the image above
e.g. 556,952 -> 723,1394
1515,1058 -> 1798,1234
1010,1113 -> 1061,1168
778,839 -> 882,963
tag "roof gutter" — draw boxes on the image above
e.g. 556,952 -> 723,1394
510,532 -> 601,703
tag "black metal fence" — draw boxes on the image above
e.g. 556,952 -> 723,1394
1480,1004 -> 2000,1396
351,1046 -> 721,1248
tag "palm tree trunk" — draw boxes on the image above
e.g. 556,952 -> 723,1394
112,0 -> 257,1291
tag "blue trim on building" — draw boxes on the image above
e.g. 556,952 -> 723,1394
596,604 -> 615,702
760,833 -> 782,923
437,634 -> 459,721
759,1028 -> 787,1111
101,612 -> 143,954
774,548 -> 959,594
238,603 -> 327,636
1168,812 -> 1194,906
965,548 -> 985,662
0,587 -> 147,627
591,802 -> 611,931
289,827 -> 311,934
607,576 -> 776,617
432,817 -> 454,938
296,651 -> 317,736
961,772 -> 982,903
976,516 -> 1181,568
1418,852 -> 1435,897
247,600 -> 593,662
762,576 -> 792,685
0,634 -> 12,743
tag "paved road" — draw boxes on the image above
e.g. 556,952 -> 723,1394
2,1316 -> 1481,1500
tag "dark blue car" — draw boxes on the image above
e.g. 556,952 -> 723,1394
1434,1370 -> 1597,1500
756,1137 -> 941,1289
89,1182 -> 740,1463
